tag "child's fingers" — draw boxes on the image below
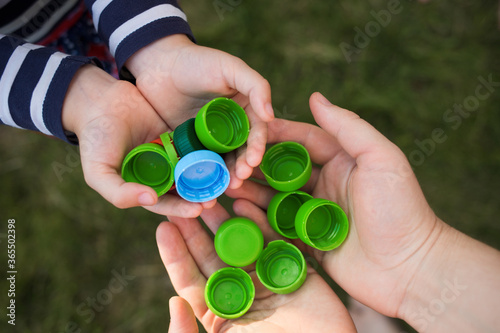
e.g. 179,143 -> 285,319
83,162 -> 158,209
199,202 -> 232,235
244,110 -> 268,168
143,194 -> 204,218
168,297 -> 198,333
225,56 -> 274,122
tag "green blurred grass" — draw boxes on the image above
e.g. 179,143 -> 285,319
1,0 -> 499,332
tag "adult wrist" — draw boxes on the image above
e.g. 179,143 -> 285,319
398,222 -> 474,331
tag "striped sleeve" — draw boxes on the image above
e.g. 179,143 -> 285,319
0,34 -> 97,143
84,0 -> 195,70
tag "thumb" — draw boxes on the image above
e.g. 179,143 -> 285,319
82,159 -> 158,209
309,92 -> 400,163
168,296 -> 198,333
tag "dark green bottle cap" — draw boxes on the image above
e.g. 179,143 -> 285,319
205,267 -> 255,319
172,118 -> 206,158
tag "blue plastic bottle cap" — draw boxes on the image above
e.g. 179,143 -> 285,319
174,150 -> 230,202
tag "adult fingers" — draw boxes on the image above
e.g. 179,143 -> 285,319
267,117 -> 343,166
232,199 -> 283,243
224,180 -> 276,210
166,215 -> 225,279
309,92 -> 403,168
156,222 -> 209,320
199,203 -> 232,235
168,297 -> 198,333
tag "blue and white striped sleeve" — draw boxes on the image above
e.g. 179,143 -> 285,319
0,34 -> 96,143
85,0 -> 195,71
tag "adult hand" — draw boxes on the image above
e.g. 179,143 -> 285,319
62,65 -> 214,217
225,92 -> 440,318
156,202 -> 356,332
168,296 -> 198,333
125,34 -> 274,188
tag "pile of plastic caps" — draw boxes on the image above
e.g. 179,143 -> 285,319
121,97 -> 349,319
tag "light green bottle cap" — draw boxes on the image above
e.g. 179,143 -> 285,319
295,198 -> 349,251
205,267 -> 255,319
159,131 -> 180,168
194,97 -> 249,153
121,143 -> 175,196
214,217 -> 264,267
267,191 -> 313,239
256,240 -> 307,294
260,141 -> 312,192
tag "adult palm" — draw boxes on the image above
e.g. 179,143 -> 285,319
157,202 -> 356,333
225,92 -> 441,318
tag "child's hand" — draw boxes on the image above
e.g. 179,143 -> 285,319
125,34 -> 274,188
62,65 -> 213,217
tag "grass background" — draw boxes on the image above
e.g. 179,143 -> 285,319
1,0 -> 500,332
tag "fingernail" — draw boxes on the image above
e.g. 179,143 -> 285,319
317,92 -> 333,106
138,192 -> 156,206
265,103 -> 275,119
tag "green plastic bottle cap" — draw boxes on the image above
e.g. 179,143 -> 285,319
121,143 -> 175,196
215,217 -> 264,267
172,118 -> 206,158
267,191 -> 313,239
205,267 -> 255,319
194,97 -> 249,153
159,131 -> 180,168
260,141 -> 312,192
295,198 -> 349,251
256,240 -> 307,294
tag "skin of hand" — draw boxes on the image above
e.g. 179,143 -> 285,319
226,91 -> 439,316
168,296 -> 198,333
62,64 -> 216,217
125,34 -> 274,188
225,92 -> 500,332
156,202 -> 356,333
